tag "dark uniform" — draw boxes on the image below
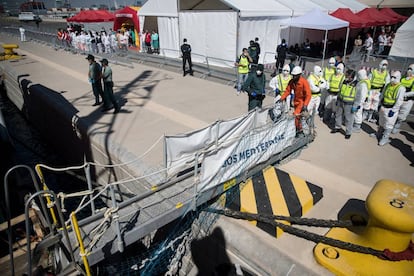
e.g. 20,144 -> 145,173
181,39 -> 193,76
86,54 -> 104,106
242,64 -> 266,111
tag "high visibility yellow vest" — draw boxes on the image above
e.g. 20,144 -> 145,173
371,69 -> 388,88
400,77 -> 414,91
329,74 -> 345,93
238,55 -> 249,74
383,83 -> 402,106
309,74 -> 321,95
324,67 -> 335,82
339,83 -> 356,103
277,74 -> 292,92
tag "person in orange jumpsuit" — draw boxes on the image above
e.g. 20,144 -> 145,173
277,66 -> 311,136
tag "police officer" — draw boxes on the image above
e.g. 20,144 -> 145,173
248,40 -> 259,65
101,58 -> 120,113
181,38 -> 193,76
370,71 -> 405,146
242,64 -> 266,111
86,54 -> 104,106
332,69 -> 366,139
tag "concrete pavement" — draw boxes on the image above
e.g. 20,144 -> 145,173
1,33 -> 413,275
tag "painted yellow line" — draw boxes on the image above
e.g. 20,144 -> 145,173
263,167 -> 290,237
240,179 -> 257,226
289,173 -> 314,214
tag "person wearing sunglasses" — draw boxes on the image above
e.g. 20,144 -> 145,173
370,71 -> 405,146
392,65 -> 414,134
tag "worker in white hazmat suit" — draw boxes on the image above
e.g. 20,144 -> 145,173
392,64 -> 414,134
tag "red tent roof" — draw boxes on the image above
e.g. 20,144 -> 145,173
356,8 -> 399,26
330,8 -> 372,28
380,8 -> 408,23
113,6 -> 140,32
67,10 -> 115,23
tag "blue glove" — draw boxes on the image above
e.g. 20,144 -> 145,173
251,92 -> 257,97
351,106 -> 358,113
388,110 -> 395,117
275,88 -> 280,95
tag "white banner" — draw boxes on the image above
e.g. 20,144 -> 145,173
164,109 -> 268,177
198,116 -> 296,192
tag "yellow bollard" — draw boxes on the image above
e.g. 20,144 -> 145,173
71,212 -> 91,276
1,44 -> 21,60
314,179 -> 414,276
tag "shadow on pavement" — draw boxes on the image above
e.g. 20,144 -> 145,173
389,136 -> 414,167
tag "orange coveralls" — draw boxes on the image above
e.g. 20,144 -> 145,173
280,76 -> 312,130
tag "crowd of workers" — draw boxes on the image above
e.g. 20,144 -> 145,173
236,38 -> 413,145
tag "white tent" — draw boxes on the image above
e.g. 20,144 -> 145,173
281,8 -> 349,64
389,14 -> 414,58
276,0 -> 327,16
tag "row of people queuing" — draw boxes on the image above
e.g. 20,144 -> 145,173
141,30 -> 160,54
235,44 -> 413,144
57,26 -> 135,54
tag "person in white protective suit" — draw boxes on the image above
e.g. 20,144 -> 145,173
19,26 -> 26,42
364,59 -> 390,123
307,65 -> 327,116
353,69 -> 371,133
370,71 -> 405,146
324,63 -> 345,126
319,57 -> 337,118
270,64 -> 292,113
392,64 -> 414,133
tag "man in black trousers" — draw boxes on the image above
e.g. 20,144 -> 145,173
181,38 -> 193,76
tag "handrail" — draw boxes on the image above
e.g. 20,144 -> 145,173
3,165 -> 52,276
25,190 -> 79,276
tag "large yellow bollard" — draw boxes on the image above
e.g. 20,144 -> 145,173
1,44 -> 20,60
314,179 -> 414,276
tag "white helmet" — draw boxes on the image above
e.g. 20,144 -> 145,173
409,64 -> 414,70
291,66 -> 302,75
328,57 -> 336,67
336,63 -> 344,74
282,64 -> 290,75
379,59 -> 388,68
390,70 -> 401,83
314,65 -> 322,76
357,69 -> 367,81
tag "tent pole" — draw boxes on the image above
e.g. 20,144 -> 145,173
322,29 -> 328,67
343,27 -> 350,59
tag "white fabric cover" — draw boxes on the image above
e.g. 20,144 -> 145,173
199,114 -> 296,192
222,0 -> 293,17
179,12 -> 238,67
334,0 -> 367,12
139,0 -> 178,17
281,8 -> 349,30
309,0 -> 348,13
158,17 -> 180,58
276,0 -> 326,16
165,108 -> 269,178
389,15 -> 414,58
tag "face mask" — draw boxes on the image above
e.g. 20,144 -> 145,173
337,69 -> 343,74
381,65 -> 388,70
390,77 -> 398,84
256,70 -> 262,75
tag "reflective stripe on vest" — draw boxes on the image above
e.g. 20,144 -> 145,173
339,83 -> 356,103
383,83 -> 402,106
400,77 -> 414,91
278,74 -> 292,92
371,69 -> 388,88
238,55 -> 249,74
329,74 -> 344,93
324,67 -> 335,82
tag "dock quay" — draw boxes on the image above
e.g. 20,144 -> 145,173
1,29 -> 413,276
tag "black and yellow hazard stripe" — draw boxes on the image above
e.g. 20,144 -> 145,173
224,166 -> 322,237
